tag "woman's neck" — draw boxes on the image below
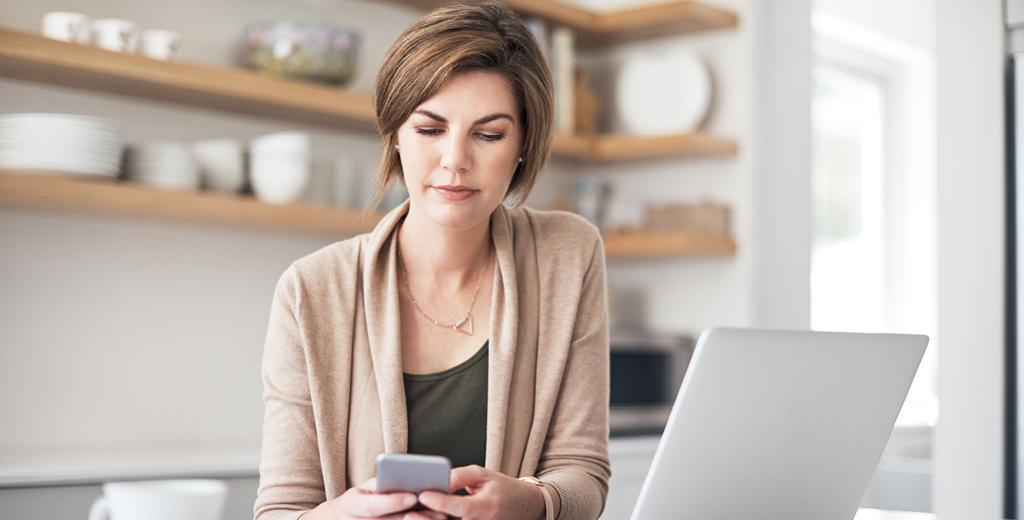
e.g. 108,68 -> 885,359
396,204 -> 493,288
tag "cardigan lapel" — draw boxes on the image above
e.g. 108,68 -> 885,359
362,200 -> 411,455
485,205 -> 518,472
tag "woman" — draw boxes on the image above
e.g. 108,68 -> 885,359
253,2 -> 610,519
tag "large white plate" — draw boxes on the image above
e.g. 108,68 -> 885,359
615,51 -> 713,135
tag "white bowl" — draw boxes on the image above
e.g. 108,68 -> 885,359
251,158 -> 310,204
193,139 -> 245,193
251,132 -> 310,155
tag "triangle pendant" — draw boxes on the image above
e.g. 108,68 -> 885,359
454,315 -> 474,336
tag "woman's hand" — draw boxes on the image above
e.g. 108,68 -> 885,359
417,465 -> 547,520
301,478 -> 446,520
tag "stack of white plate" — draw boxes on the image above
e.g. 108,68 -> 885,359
125,142 -> 200,190
0,113 -> 124,177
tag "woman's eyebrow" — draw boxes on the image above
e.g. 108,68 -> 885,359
413,109 -> 514,125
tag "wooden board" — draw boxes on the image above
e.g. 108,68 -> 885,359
0,27 -> 737,161
0,171 -> 735,258
0,170 -> 382,236
388,0 -> 738,46
553,132 -> 738,161
603,229 -> 737,258
0,27 -> 378,132
591,133 -> 738,161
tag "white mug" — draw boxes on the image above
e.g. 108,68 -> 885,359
91,18 -> 138,52
42,11 -> 91,43
140,29 -> 181,61
89,479 -> 227,520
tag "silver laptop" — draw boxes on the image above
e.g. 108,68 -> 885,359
630,327 -> 928,520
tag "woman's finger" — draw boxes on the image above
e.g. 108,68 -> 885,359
373,513 -> 440,520
344,490 -> 418,518
448,464 -> 490,492
401,512 -> 446,520
418,490 -> 475,517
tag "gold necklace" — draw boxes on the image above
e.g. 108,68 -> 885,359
396,242 -> 490,336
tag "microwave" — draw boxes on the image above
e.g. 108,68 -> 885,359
608,332 -> 695,436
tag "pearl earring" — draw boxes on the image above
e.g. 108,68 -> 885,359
518,157 -> 523,163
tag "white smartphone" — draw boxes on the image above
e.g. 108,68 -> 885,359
375,453 -> 451,494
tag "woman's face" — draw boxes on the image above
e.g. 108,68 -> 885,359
395,69 -> 523,231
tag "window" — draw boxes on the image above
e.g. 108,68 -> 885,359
811,15 -> 938,428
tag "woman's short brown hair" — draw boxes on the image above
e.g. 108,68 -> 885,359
370,0 -> 554,209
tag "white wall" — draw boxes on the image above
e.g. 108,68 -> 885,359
0,0 -> 424,472
747,0 -> 813,329
933,0 -> 1007,516
814,0 -> 934,50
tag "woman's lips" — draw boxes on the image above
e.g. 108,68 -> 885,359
432,186 -> 478,201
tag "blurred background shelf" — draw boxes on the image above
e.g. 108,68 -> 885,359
553,132 -> 738,161
388,0 -> 739,47
0,27 -> 378,132
0,170 -> 729,258
0,27 -> 737,162
603,229 -> 736,259
0,170 -> 382,236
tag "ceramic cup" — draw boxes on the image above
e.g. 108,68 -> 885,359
42,11 -> 91,43
91,18 -> 138,52
88,479 -> 227,520
139,29 -> 181,61
192,138 -> 244,193
250,132 -> 311,204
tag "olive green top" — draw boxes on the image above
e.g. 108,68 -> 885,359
403,341 -> 489,470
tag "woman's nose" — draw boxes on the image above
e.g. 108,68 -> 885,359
440,133 -> 472,173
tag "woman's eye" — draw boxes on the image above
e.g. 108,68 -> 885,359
414,128 -> 505,142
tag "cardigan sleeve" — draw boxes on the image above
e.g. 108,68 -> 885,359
253,265 -> 325,520
536,233 -> 613,520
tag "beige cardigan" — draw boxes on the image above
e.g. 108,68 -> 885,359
254,199 -> 611,520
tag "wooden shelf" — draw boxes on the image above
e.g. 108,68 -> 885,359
553,132 -> 737,161
0,170 -> 730,258
0,27 -> 736,162
389,0 -> 738,47
0,170 -> 383,236
0,27 -> 378,132
603,229 -> 736,259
